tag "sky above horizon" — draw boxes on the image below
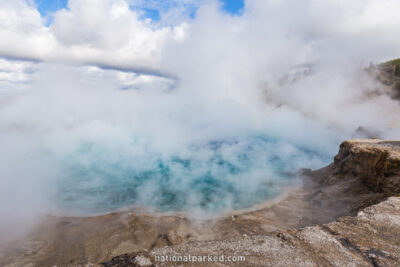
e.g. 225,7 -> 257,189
35,0 -> 244,23
1,0 -> 399,74
0,0 -> 250,74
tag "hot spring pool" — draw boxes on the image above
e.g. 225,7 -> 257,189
48,135 -> 329,216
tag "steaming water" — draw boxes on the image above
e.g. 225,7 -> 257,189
2,1 -> 400,247
49,134 -> 329,215
0,64 -> 339,217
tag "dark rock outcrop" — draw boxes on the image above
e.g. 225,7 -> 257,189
333,140 -> 400,194
369,58 -> 400,99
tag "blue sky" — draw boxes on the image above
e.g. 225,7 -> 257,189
34,0 -> 244,23
35,0 -> 68,17
221,0 -> 244,14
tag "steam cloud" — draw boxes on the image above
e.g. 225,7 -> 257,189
1,0 -> 400,242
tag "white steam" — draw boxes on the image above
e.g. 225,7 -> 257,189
0,0 -> 400,242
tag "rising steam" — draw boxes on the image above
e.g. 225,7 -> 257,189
0,0 -> 400,242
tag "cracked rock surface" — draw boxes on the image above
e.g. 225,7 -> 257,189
100,197 -> 400,267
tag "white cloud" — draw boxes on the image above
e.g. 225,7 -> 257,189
0,0 -> 398,71
48,0 -> 170,67
0,0 -> 178,70
0,0 -> 56,60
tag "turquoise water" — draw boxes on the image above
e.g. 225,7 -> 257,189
53,135 -> 329,215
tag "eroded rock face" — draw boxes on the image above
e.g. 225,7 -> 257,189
334,140 -> 400,194
1,139 -> 400,266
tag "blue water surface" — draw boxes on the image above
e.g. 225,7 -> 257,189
52,134 -> 329,215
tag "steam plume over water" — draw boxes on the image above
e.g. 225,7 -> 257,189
1,0 -> 400,238
1,63 -> 333,217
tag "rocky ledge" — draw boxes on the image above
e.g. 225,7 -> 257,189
1,139 -> 400,266
334,140 -> 400,194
